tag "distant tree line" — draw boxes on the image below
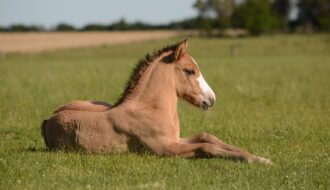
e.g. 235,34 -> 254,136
0,24 -> 45,32
0,0 -> 329,35
0,18 -> 200,32
193,0 -> 330,35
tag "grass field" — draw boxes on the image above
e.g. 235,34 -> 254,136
0,34 -> 329,189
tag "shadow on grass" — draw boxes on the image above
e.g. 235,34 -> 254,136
24,146 -> 250,164
24,147 -> 52,153
23,146 -> 151,157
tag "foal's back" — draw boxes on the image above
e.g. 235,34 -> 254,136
53,100 -> 112,114
42,110 -> 130,153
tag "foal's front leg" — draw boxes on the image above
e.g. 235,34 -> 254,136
160,141 -> 259,162
180,132 -> 272,164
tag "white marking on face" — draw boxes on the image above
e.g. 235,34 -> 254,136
197,74 -> 216,100
189,56 -> 216,102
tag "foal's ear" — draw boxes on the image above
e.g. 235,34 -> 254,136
174,39 -> 188,61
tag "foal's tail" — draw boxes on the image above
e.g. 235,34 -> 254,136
41,120 -> 50,148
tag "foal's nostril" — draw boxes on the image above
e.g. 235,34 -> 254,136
202,101 -> 209,110
209,97 -> 215,107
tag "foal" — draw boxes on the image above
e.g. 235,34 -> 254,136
41,39 -> 272,164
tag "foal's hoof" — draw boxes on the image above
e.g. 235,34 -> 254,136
253,155 -> 273,165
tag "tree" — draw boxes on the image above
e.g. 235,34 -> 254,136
193,0 -> 214,34
0,27 -> 8,32
270,0 -> 291,31
9,24 -> 43,32
297,0 -> 330,31
109,18 -> 129,30
272,0 -> 290,19
232,0 -> 280,35
82,24 -> 108,31
193,0 -> 209,19
193,0 -> 236,28
55,23 -> 75,31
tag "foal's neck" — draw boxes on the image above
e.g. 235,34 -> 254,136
123,55 -> 177,114
136,62 -> 177,113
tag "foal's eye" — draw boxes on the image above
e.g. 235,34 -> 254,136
183,69 -> 195,76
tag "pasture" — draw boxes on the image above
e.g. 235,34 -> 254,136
0,34 -> 329,189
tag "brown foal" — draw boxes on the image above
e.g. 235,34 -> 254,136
41,39 -> 272,164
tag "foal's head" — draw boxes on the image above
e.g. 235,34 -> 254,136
171,39 -> 216,110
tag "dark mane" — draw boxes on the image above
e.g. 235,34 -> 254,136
113,41 -> 180,107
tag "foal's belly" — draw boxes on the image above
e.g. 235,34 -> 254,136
46,110 -> 129,153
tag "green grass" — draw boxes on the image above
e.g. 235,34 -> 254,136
1,34 -> 330,189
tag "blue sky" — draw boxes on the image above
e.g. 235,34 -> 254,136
0,0 -> 197,28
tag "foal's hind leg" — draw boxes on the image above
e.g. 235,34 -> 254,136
180,132 -> 272,164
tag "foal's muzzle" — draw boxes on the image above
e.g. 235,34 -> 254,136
201,96 -> 215,111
